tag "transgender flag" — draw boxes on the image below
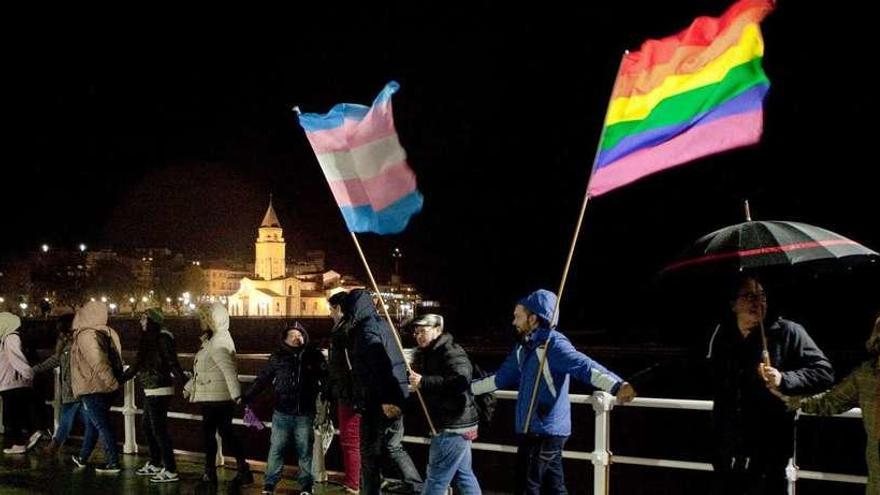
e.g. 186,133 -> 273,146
297,81 -> 423,234
589,0 -> 773,197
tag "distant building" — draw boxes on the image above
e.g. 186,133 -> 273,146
227,200 -> 342,317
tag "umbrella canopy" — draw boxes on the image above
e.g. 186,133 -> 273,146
664,220 -> 879,273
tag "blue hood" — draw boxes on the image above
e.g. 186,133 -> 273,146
518,289 -> 558,325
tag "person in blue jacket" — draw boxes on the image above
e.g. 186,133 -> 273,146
471,289 -> 635,494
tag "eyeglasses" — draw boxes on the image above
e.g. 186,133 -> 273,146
737,292 -> 767,302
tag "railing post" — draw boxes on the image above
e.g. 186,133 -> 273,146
592,391 -> 615,495
53,367 -> 62,432
122,376 -> 138,454
786,458 -> 798,495
0,395 -> 4,434
215,432 -> 225,467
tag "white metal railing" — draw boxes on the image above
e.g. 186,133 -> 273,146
3,363 -> 869,493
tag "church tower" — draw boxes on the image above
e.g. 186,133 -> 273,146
255,198 -> 286,280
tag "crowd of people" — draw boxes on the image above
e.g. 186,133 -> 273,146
1,278 -> 877,494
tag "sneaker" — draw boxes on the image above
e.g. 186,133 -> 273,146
95,463 -> 121,474
150,470 -> 179,483
136,462 -> 163,476
261,485 -> 275,494
343,486 -> 359,495
3,445 -> 26,455
71,455 -> 87,468
26,431 -> 42,450
231,469 -> 254,486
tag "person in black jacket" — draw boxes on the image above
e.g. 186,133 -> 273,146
242,321 -> 327,495
121,308 -> 186,483
408,314 -> 481,495
344,288 -> 422,495
327,291 -> 360,494
707,275 -> 834,494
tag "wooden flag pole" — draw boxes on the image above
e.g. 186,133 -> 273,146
350,232 -> 438,436
523,51 -> 628,434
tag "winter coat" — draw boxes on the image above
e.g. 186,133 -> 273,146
70,302 -> 123,397
706,318 -> 834,461
122,328 -> 186,396
185,303 -> 241,403
328,320 -> 357,406
796,360 -> 879,494
0,313 -> 33,393
345,289 -> 409,415
412,332 -> 479,431
243,328 -> 328,416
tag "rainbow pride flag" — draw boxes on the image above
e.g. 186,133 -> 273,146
588,0 -> 773,197
298,81 -> 423,234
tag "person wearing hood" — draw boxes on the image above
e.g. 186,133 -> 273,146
183,302 -> 252,486
242,321 -> 327,495
120,308 -> 186,483
470,289 -> 636,495
33,313 -> 80,454
327,290 -> 360,494
344,288 -> 423,495
1,312 -> 43,454
784,312 -> 880,494
68,301 -> 124,474
408,313 -> 482,495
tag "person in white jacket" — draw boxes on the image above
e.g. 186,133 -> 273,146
184,302 -> 252,486
0,312 -> 42,454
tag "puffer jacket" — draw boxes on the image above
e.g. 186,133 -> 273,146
185,303 -> 241,403
412,332 -> 479,431
122,328 -> 186,396
0,313 -> 33,392
70,302 -> 123,397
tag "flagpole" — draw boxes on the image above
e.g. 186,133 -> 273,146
523,51 -> 629,434
349,232 -> 438,436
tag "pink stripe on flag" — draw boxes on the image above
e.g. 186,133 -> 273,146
305,100 -> 397,154
588,110 -> 763,197
327,160 -> 417,210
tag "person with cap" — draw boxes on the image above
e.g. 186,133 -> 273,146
32,313 -> 81,454
184,302 -> 253,486
470,289 -> 636,494
408,313 -> 482,495
120,308 -> 187,483
344,288 -> 423,495
0,312 -> 43,454
241,321 -> 327,495
327,290 -> 361,494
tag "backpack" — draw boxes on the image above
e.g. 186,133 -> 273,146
470,363 -> 497,426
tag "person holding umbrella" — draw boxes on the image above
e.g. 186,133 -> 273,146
706,274 -> 834,494
783,312 -> 880,494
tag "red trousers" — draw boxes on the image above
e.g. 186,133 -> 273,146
337,403 -> 362,490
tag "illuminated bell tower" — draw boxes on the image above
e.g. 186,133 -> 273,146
255,197 -> 286,281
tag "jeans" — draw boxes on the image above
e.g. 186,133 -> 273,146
79,393 -> 119,465
200,402 -> 248,473
337,403 -> 361,490
514,434 -> 568,495
0,387 -> 38,446
422,431 -> 481,495
360,412 -> 422,495
264,411 -> 314,490
142,395 -> 176,472
54,401 -> 83,445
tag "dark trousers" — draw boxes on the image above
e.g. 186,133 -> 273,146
712,454 -> 789,495
200,402 -> 248,473
143,395 -> 176,472
1,387 -> 37,446
514,434 -> 569,495
359,412 -> 422,495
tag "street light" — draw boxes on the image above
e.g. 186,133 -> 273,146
141,296 -> 149,303
41,244 -> 49,253
79,243 -> 87,252
100,296 -> 107,303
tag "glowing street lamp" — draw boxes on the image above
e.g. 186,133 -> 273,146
79,243 -> 87,252
100,296 -> 107,303
141,296 -> 149,303
19,303 -> 27,311
41,244 -> 49,253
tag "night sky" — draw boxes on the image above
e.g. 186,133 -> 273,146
5,2 -> 879,343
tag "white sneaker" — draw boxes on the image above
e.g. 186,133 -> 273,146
136,462 -> 163,476
150,470 -> 179,483
3,445 -> 26,454
26,431 -> 42,450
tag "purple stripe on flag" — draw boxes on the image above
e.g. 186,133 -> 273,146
588,110 -> 763,197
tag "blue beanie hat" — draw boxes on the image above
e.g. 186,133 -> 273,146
517,289 -> 558,325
